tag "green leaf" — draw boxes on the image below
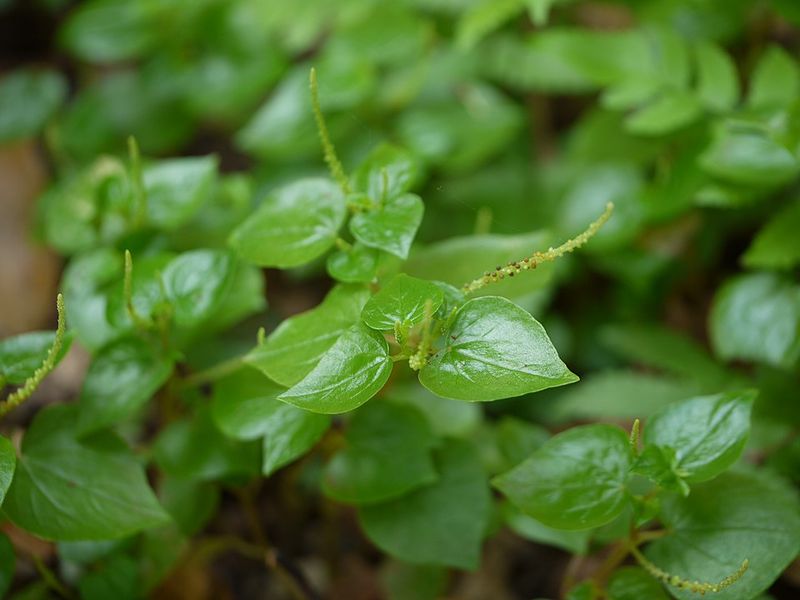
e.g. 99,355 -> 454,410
153,408 -> 260,481
607,567 -> 669,600
0,533 -> 13,598
246,285 -> 370,387
625,91 -> 702,136
747,46 -> 800,110
210,369 -> 330,475
405,231 -> 555,299
419,296 -> 577,401
494,416 -> 550,471
631,445 -> 690,495
388,382 -> 481,438
323,401 -> 437,504
0,69 -> 66,143
694,41 -> 739,112
382,561 -> 447,600
361,274 -> 444,331
493,424 -> 632,530
230,178 -> 346,267
743,198 -> 800,270
158,476 -> 219,537
503,503 -> 591,554
78,555 -> 141,600
699,127 -> 798,187
3,404 -> 169,540
144,156 -> 218,229
644,391 -> 754,483
327,243 -> 381,283
278,324 -> 392,414
162,250 -> 236,327
106,253 -> 172,329
0,330 -> 73,385
645,469 -> 800,600
456,0 -> 524,50
76,337 -> 174,434
0,435 -> 15,506
350,193 -> 423,259
710,273 -> 800,368
351,143 -> 420,201
359,440 -> 490,570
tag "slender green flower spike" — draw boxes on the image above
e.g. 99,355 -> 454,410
631,546 -> 749,595
0,294 -> 66,418
309,67 -> 351,195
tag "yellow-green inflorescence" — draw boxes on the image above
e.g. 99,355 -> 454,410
631,546 -> 749,595
462,202 -> 614,295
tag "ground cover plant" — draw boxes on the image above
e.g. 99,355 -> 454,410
0,1 -> 799,599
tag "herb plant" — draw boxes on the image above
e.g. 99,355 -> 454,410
1,1 -> 800,599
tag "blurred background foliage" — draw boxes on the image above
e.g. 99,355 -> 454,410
1,0 -> 800,598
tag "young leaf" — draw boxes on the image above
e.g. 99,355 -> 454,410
246,285 -> 370,387
153,408 -> 260,481
144,156 -> 218,229
278,324 -> 393,414
493,424 -> 632,530
747,46 -> 800,110
210,369 -> 330,475
76,337 -> 174,434
419,296 -> 577,401
323,401 -> 437,504
694,41 -> 739,112
0,69 -> 66,143
3,404 -> 170,540
350,193 -> 423,259
0,435 -> 15,506
742,198 -> 800,270
162,250 -> 236,327
359,440 -> 490,570
361,274 -> 444,331
645,469 -> 800,600
351,143 -> 420,200
327,243 -> 381,283
0,330 -> 73,385
644,391 -> 754,483
631,445 -> 690,495
710,273 -> 800,369
230,178 -> 346,267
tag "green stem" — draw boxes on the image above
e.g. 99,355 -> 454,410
127,136 -> 147,225
180,355 -> 246,388
33,556 -> 75,600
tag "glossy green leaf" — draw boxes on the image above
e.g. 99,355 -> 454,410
361,274 -> 444,331
327,243 -> 381,283
747,46 -> 800,110
162,250 -> 236,327
644,391 -> 754,483
607,567 -> 668,600
76,337 -> 174,434
625,91 -> 702,136
419,296 -> 577,401
0,435 -> 15,506
350,193 -> 423,259
210,369 -> 330,475
0,69 -> 66,143
493,424 -> 632,530
359,440 -> 490,570
0,330 -> 73,385
710,273 -> 800,368
3,404 -> 170,540
699,128 -> 798,187
645,470 -> 800,600
406,231 -> 555,299
278,324 -> 392,414
631,445 -> 690,495
230,178 -> 346,267
503,503 -> 590,554
351,143 -> 420,201
743,198 -> 800,270
694,41 -> 739,112
0,533 -> 14,599
153,408 -> 260,481
105,253 -> 173,329
144,156 -> 218,229
246,285 -> 370,387
323,401 -> 437,504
